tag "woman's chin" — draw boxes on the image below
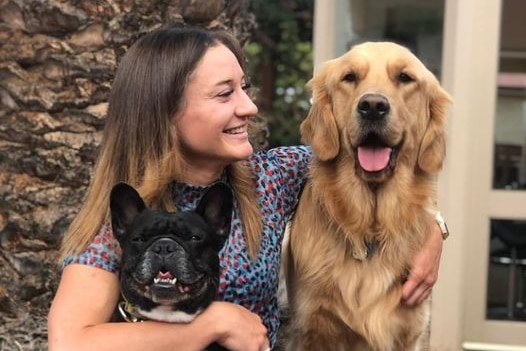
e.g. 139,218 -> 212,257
219,135 -> 254,160
229,142 -> 254,160
237,144 -> 254,159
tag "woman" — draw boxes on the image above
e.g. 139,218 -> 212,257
48,25 -> 444,351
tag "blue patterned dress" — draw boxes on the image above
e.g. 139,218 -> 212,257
63,145 -> 312,348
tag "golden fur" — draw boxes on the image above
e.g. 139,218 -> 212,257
285,42 -> 451,351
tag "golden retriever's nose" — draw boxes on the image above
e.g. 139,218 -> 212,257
357,94 -> 390,120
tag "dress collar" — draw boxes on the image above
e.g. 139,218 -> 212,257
170,170 -> 229,210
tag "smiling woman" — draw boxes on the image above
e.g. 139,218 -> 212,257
48,25 -> 309,351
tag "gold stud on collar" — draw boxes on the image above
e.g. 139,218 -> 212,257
118,295 -> 144,323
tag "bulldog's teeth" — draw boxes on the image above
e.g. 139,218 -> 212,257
153,277 -> 177,285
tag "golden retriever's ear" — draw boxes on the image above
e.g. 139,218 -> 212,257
417,83 -> 452,174
300,74 -> 340,161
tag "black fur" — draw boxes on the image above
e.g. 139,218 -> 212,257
110,182 -> 232,351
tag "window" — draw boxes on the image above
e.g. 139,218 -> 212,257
493,0 -> 526,191
345,0 -> 445,77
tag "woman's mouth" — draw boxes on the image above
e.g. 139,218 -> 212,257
223,126 -> 247,135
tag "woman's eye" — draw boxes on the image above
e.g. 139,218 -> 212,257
217,89 -> 234,98
241,82 -> 252,91
242,83 -> 257,99
216,81 -> 253,98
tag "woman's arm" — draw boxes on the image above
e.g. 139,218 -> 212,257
254,146 -> 313,216
48,264 -> 268,351
401,222 -> 444,306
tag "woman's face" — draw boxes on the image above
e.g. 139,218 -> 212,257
175,44 -> 258,171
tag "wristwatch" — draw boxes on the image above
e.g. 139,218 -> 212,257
435,211 -> 449,240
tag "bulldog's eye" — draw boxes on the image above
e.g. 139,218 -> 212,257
398,72 -> 414,83
342,72 -> 357,83
132,236 -> 146,243
190,234 -> 202,241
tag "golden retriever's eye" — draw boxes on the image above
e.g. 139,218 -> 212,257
398,72 -> 414,83
342,72 -> 357,83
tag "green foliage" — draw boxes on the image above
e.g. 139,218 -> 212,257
246,0 -> 314,147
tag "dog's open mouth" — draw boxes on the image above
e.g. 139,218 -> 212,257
150,270 -> 206,303
355,134 -> 400,174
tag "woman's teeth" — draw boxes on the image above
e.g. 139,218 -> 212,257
224,127 -> 245,134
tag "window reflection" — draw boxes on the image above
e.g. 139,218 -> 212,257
346,0 -> 445,77
493,0 -> 526,190
487,219 -> 526,321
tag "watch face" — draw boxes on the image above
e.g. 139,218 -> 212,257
436,212 -> 449,239
441,221 -> 449,239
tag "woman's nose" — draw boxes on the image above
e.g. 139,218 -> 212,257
235,89 -> 258,117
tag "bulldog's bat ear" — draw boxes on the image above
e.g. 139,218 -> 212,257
110,183 -> 146,243
196,183 -> 233,248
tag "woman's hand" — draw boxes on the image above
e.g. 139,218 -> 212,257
402,221 -> 444,306
196,301 -> 269,351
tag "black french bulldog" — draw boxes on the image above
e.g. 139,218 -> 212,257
110,182 -> 232,351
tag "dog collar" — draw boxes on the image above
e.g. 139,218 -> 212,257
118,294 -> 145,323
351,240 -> 378,261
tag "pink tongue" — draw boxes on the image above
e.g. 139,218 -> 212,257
357,147 -> 392,172
157,271 -> 173,279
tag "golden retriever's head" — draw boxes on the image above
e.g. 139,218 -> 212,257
301,42 -> 451,184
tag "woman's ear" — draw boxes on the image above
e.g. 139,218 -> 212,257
301,71 -> 340,161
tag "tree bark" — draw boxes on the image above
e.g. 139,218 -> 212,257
0,1 -> 256,349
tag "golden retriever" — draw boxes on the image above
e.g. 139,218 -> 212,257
285,42 -> 451,351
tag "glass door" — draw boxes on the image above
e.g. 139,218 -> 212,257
484,0 -> 526,338
465,0 -> 526,345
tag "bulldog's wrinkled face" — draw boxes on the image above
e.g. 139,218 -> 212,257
110,182 -> 232,322
119,211 -> 221,306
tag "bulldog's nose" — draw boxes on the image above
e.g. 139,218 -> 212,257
151,238 -> 179,255
357,94 -> 390,120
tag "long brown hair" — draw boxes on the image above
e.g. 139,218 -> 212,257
60,25 -> 263,260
